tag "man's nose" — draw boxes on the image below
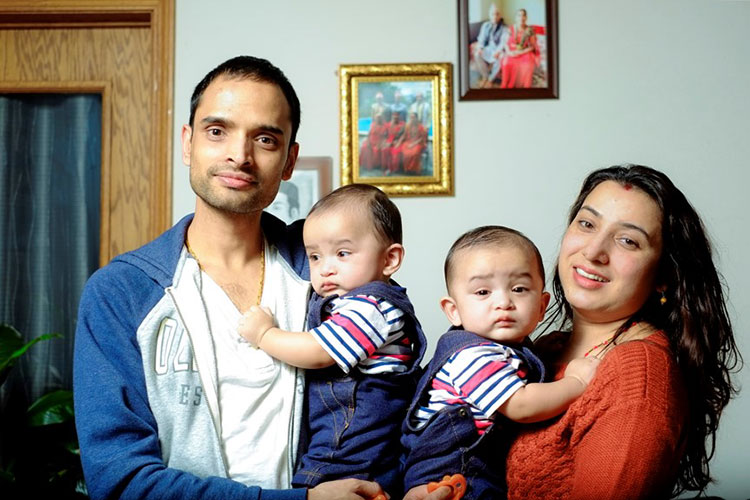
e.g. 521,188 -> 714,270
228,135 -> 252,166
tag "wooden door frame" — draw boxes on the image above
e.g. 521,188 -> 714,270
0,0 -> 174,265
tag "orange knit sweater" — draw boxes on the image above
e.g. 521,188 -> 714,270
506,331 -> 687,500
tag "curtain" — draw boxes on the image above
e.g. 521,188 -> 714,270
0,93 -> 101,405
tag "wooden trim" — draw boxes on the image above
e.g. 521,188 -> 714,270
0,0 -> 174,258
151,0 -> 174,239
0,12 -> 152,28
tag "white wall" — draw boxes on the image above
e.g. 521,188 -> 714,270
173,1 -> 750,497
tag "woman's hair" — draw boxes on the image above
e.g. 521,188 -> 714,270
544,164 -> 741,495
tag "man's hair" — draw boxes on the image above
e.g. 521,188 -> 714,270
307,184 -> 402,245
188,55 -> 301,147
444,225 -> 545,292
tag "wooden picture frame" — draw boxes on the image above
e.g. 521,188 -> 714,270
267,156 -> 333,223
458,0 -> 558,100
340,63 -> 453,196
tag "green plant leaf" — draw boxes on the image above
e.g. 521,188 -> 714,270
0,325 -> 61,385
27,389 -> 74,426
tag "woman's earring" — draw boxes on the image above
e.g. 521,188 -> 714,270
660,290 -> 667,305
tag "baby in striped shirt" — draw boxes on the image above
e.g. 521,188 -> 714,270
239,183 -> 425,497
401,226 -> 599,499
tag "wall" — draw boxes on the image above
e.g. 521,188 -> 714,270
173,1 -> 750,497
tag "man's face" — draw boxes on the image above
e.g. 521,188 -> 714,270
490,5 -> 501,24
181,75 -> 299,215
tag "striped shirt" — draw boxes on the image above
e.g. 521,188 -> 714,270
310,294 -> 414,375
413,342 -> 527,433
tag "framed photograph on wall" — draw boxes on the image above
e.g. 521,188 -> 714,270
266,156 -> 333,223
340,63 -> 453,196
458,0 -> 558,100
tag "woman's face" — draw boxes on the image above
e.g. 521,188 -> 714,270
558,180 -> 663,325
515,9 -> 527,26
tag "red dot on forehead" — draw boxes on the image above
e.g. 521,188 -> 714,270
623,183 -> 633,191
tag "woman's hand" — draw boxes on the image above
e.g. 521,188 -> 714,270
307,478 -> 388,500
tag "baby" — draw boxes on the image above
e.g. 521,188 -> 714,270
401,226 -> 599,500
239,183 -> 425,498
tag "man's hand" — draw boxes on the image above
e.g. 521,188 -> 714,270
307,478 -> 388,500
237,305 -> 275,347
403,484 -> 454,500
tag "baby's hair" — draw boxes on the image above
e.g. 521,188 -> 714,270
307,184 -> 402,245
444,225 -> 545,292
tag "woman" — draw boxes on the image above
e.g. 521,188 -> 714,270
360,112 -> 388,171
505,165 -> 741,498
399,111 -> 428,175
500,9 -> 538,89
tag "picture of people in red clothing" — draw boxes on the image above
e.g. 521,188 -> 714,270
356,80 -> 433,178
459,0 -> 558,100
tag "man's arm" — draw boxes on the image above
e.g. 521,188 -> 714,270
74,266 -> 306,500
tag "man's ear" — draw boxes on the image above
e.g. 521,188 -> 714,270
181,125 -> 193,166
440,296 -> 463,327
382,243 -> 404,278
282,143 -> 299,181
538,291 -> 551,322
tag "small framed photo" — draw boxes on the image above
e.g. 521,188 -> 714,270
339,63 -> 453,196
458,0 -> 558,100
267,156 -> 333,223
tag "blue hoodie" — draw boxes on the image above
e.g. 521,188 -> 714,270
74,214 -> 309,500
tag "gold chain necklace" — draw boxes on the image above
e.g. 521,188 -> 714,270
185,236 -> 265,306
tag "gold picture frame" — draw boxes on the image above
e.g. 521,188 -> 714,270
339,63 -> 453,196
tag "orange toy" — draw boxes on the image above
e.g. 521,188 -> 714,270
426,474 -> 467,500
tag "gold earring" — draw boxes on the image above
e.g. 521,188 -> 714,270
660,291 -> 667,305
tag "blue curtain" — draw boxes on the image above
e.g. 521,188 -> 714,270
0,93 -> 101,404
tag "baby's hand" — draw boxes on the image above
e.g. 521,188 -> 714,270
238,305 -> 275,347
564,356 -> 601,388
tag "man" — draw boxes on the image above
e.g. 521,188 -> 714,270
389,89 -> 407,122
471,3 -> 507,87
73,56 -> 389,500
408,92 -> 431,128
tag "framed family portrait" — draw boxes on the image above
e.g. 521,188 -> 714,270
266,156 -> 333,223
339,63 -> 453,196
458,0 -> 558,100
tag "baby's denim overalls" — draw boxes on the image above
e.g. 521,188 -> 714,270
400,329 -> 545,500
293,280 -> 426,497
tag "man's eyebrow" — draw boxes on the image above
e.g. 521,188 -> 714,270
198,117 -> 284,137
257,124 -> 285,137
199,116 -> 233,127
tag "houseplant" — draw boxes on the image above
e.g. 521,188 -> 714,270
0,323 -> 87,498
